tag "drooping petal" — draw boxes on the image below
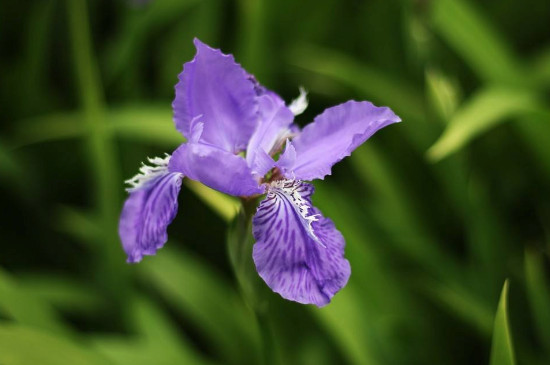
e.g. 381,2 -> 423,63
289,101 -> 400,180
172,39 -> 258,153
170,142 -> 264,197
246,94 -> 294,174
119,171 -> 183,263
252,180 -> 351,307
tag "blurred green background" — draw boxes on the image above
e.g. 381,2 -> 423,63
1,0 -> 550,364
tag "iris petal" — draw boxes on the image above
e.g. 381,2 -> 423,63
290,101 -> 400,180
252,180 -> 350,307
170,142 -> 264,197
173,39 -> 258,153
246,94 -> 294,174
119,172 -> 183,263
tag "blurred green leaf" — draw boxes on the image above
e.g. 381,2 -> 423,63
13,106 -> 178,148
420,278 -> 493,336
427,87 -> 541,161
313,183 -> 418,365
104,0 -> 201,86
92,297 -> 215,365
311,287 -> 378,365
0,139 -> 23,184
287,44 -> 425,122
430,0 -> 525,86
530,45 -> 550,88
525,249 -> 550,355
55,206 -> 103,249
489,280 -> 516,365
351,144 -> 459,279
0,268 -> 68,335
185,179 -> 239,222
425,68 -> 461,122
0,323 -> 111,365
18,274 -> 105,314
107,105 -> 180,146
138,247 -> 260,364
227,201 -> 268,312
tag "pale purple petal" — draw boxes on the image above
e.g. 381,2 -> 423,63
290,101 -> 401,180
172,39 -> 258,153
169,142 -> 264,197
252,180 -> 350,307
119,172 -> 183,263
251,149 -> 276,178
275,140 -> 296,177
246,94 -> 294,174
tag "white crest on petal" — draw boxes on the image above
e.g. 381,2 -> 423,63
288,87 -> 308,116
267,179 -> 324,247
125,154 -> 171,192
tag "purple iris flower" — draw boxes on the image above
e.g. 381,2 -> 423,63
119,39 -> 401,307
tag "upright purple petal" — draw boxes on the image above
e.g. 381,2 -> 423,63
173,39 -> 258,153
170,142 -> 264,197
246,94 -> 294,175
119,172 -> 183,263
289,101 -> 400,180
252,180 -> 350,307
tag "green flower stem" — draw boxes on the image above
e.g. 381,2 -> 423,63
227,197 -> 277,365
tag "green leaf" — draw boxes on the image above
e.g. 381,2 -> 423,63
420,278 -> 493,336
425,68 -> 461,123
103,0 -> 201,86
185,179 -> 239,222
138,247 -> 260,364
287,44 -> 425,122
92,297 -> 215,365
106,105 -> 181,146
18,274 -> 105,314
0,268 -> 69,335
524,249 -> 550,355
12,106 -> 179,148
430,0 -> 525,86
227,201 -> 269,312
0,323 -> 111,365
489,280 -> 516,365
427,87 -> 541,161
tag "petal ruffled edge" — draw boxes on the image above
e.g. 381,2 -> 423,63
289,100 -> 401,181
172,39 -> 259,153
119,171 -> 183,263
252,180 -> 350,306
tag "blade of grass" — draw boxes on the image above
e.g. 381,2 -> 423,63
427,86 -> 541,162
287,44 -> 426,123
524,249 -> 550,355
17,274 -> 105,315
66,0 -> 127,298
184,179 -> 239,222
489,280 -> 516,365
430,0 -> 525,86
0,323 -> 110,365
138,246 -> 260,364
12,106 -> 178,148
0,268 -> 69,335
104,0 -> 201,86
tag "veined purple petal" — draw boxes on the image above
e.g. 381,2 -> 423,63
119,172 -> 183,263
173,39 -> 258,153
252,180 -> 350,307
246,94 -> 294,174
170,142 -> 264,197
290,101 -> 401,180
